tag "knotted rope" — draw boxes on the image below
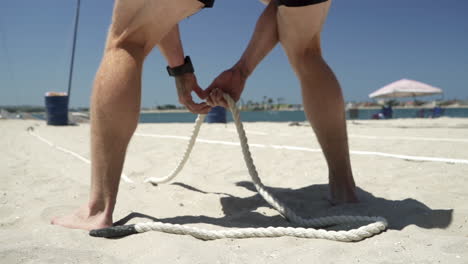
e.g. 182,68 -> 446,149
90,94 -> 388,242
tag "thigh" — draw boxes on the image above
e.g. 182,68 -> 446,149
107,0 -> 204,50
277,0 -> 331,54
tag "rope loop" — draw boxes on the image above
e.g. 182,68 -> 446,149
141,94 -> 388,241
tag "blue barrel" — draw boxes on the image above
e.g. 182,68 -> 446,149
206,106 -> 227,123
45,94 -> 69,125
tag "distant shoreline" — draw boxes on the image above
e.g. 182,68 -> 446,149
346,105 -> 468,110
1,105 -> 467,116
140,105 -> 468,113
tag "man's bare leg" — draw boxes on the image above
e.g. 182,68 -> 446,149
51,0 -> 204,231
277,1 -> 358,203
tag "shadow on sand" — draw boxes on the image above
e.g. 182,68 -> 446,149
114,181 -> 452,232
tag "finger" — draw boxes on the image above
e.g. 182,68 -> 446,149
200,105 -> 212,114
212,89 -> 223,106
220,97 -> 229,108
204,79 -> 220,97
206,95 -> 214,106
198,104 -> 212,114
207,91 -> 218,106
186,103 -> 207,114
181,94 -> 207,114
208,94 -> 219,107
186,100 -> 211,114
193,84 -> 208,99
187,104 -> 211,114
218,96 -> 229,108
217,89 -> 229,108
205,90 -> 215,106
215,90 -> 229,108
209,90 -> 218,106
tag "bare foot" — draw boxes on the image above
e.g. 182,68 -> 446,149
51,205 -> 112,231
328,173 -> 359,205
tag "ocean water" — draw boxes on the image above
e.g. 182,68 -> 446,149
139,107 -> 468,123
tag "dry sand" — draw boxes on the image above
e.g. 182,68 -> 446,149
1,117 -> 467,263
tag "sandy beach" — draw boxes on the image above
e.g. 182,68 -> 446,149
1,117 -> 467,263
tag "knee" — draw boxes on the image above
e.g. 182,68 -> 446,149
105,32 -> 147,61
284,36 -> 324,71
293,41 -> 323,61
105,14 -> 156,58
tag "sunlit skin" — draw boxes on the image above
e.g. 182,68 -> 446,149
52,0 -> 357,231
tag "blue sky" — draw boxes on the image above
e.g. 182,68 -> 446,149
1,0 -> 467,107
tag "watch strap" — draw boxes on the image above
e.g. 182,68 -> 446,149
167,56 -> 194,77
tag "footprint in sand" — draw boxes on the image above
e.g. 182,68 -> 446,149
0,206 -> 23,228
0,247 -> 119,264
0,191 -> 8,205
40,205 -> 77,224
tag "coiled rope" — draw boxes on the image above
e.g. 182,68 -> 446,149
90,94 -> 387,241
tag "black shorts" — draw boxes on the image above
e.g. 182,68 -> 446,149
199,0 -> 328,8
198,0 -> 214,8
276,0 -> 328,7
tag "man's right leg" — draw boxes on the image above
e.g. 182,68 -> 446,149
51,0 -> 205,231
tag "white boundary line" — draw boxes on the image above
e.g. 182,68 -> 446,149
226,129 -> 268,135
28,127 -> 467,186
348,134 -> 468,143
28,130 -> 134,183
134,132 -> 468,165
223,129 -> 468,143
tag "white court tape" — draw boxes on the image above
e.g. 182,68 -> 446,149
222,129 -> 468,143
226,129 -> 268,135
348,134 -> 468,143
226,129 -> 291,137
28,130 -> 134,183
134,132 -> 468,165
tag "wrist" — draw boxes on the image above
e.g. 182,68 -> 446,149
167,56 -> 194,77
167,56 -> 185,68
232,59 -> 251,80
174,72 -> 194,80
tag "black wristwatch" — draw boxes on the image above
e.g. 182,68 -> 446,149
166,56 -> 194,77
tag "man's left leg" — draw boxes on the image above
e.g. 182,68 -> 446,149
276,0 -> 358,203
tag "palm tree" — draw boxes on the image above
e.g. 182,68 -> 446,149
246,100 -> 253,110
267,98 -> 274,110
276,97 -> 285,109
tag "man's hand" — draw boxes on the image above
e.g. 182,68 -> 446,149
175,73 -> 211,114
205,67 -> 248,108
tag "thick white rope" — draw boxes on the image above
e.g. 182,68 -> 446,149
141,94 -> 388,242
144,114 -> 206,184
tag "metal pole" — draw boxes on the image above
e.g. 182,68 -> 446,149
67,0 -> 81,107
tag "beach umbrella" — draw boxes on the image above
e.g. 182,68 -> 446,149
369,79 -> 443,99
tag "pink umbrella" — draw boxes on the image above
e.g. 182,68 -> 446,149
369,79 -> 443,99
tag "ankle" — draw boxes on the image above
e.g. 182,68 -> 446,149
328,170 -> 355,187
87,199 -> 114,218
328,170 -> 358,203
